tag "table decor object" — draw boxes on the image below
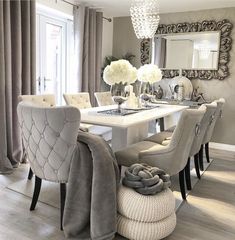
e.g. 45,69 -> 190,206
103,59 -> 137,112
137,64 -> 162,106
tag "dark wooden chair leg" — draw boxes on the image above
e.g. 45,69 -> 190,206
179,170 -> 186,200
60,183 -> 66,231
194,153 -> 201,179
199,145 -> 204,171
118,165 -> 122,174
28,167 -> 33,180
205,142 -> 210,163
30,176 -> 42,211
185,158 -> 192,191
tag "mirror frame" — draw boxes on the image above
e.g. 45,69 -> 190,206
140,19 -> 233,80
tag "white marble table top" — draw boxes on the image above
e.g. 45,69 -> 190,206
80,104 -> 188,128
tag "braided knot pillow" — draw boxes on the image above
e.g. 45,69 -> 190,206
122,163 -> 171,195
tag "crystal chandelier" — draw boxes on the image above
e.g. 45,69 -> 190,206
130,0 -> 160,39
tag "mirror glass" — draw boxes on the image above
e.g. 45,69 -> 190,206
152,31 -> 221,70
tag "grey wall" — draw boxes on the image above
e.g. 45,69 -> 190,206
113,8 -> 235,145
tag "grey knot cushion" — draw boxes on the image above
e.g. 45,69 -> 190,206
118,185 -> 175,222
122,163 -> 171,195
117,212 -> 176,240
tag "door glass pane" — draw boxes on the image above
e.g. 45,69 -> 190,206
44,23 -> 62,102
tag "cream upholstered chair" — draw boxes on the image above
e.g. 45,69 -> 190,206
160,103 -> 217,189
115,106 -> 206,199
18,94 -> 56,107
94,91 -> 114,106
63,93 -> 112,141
17,102 -> 80,230
199,98 -> 225,170
19,94 -> 56,180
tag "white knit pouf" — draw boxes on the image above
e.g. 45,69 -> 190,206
118,185 -> 175,222
117,212 -> 176,240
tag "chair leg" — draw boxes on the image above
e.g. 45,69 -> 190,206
60,183 -> 66,231
199,145 -> 204,171
194,153 -> 201,179
30,176 -> 42,211
185,158 -> 192,191
179,170 -> 186,200
28,167 -> 33,180
205,142 -> 210,163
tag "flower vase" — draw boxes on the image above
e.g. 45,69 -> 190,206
111,83 -> 128,113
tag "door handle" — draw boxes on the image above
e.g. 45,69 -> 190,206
37,77 -> 41,93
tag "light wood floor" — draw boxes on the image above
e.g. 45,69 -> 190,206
0,149 -> 234,240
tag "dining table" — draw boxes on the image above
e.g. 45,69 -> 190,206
80,104 -> 188,151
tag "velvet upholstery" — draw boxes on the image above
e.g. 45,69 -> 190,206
17,102 -> 80,183
94,91 -> 114,106
63,93 -> 112,141
115,106 -> 206,176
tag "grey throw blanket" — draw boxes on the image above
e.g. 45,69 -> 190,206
63,131 -> 120,240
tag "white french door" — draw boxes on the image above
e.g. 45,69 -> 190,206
36,13 -> 68,104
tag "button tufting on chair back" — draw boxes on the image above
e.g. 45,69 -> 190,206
63,93 -> 92,109
94,92 -> 114,106
17,102 -> 80,183
18,94 -> 56,107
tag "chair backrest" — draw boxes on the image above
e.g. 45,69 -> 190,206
140,106 -> 206,175
17,102 -> 80,183
168,105 -> 206,174
94,91 -> 114,106
18,94 -> 56,107
63,93 -> 92,109
202,98 -> 225,144
190,102 -> 217,156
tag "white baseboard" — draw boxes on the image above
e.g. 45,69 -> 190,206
210,142 -> 235,152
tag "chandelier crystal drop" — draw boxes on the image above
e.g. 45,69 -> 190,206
130,0 -> 160,39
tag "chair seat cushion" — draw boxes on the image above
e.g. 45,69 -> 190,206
115,141 -> 159,167
117,212 -> 176,240
145,131 -> 173,144
166,125 -> 176,132
118,186 -> 175,222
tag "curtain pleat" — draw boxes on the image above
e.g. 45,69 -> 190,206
0,0 -> 36,174
74,5 -> 103,106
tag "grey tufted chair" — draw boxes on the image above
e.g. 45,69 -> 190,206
17,102 -> 80,230
18,94 -> 56,107
19,94 -> 56,180
94,91 -> 114,106
199,98 -> 226,170
115,106 -> 206,200
63,93 -> 112,141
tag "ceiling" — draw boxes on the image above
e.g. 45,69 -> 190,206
74,0 -> 235,17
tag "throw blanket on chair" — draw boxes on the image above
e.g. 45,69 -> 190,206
63,131 -> 120,240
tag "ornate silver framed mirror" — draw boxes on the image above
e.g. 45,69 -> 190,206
140,19 -> 233,80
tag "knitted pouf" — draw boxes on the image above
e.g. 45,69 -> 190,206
118,185 -> 175,222
117,213 -> 176,240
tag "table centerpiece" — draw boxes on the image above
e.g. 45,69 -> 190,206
103,59 -> 137,113
137,64 -> 162,107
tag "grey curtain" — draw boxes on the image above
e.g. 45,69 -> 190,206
152,37 -> 166,68
74,4 -> 103,106
0,0 -> 36,174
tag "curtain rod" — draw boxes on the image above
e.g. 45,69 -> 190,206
59,0 -> 112,22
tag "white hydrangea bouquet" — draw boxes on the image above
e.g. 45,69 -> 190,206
137,64 -> 162,84
103,59 -> 137,112
137,64 -> 162,106
103,59 -> 137,86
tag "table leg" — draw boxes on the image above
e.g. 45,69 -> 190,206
112,122 -> 149,152
159,117 -> 165,131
